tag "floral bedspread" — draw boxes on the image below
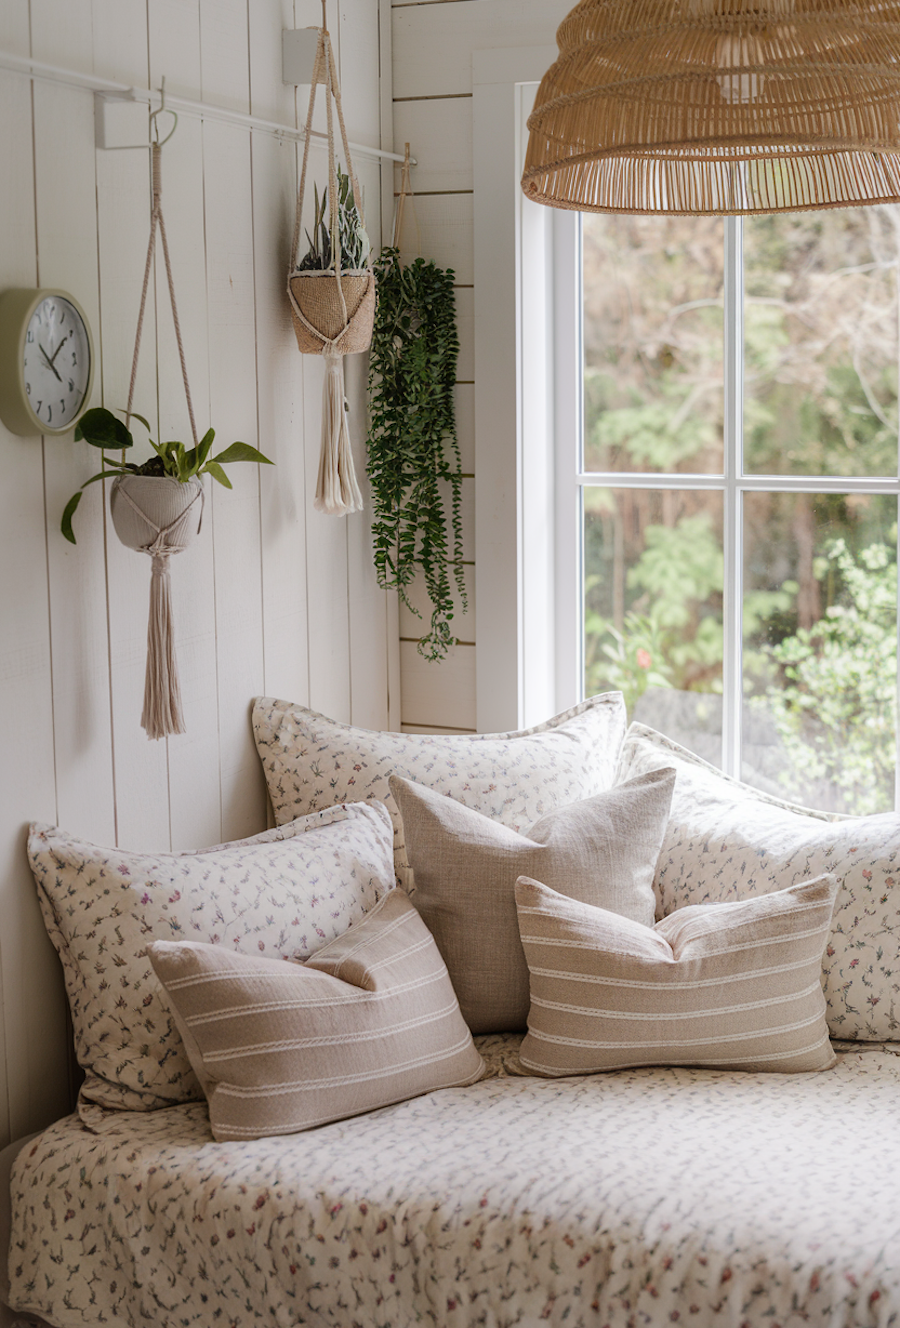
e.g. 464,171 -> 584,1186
9,1036 -> 900,1328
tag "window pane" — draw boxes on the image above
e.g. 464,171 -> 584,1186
582,216 -> 725,475
744,208 -> 900,478
584,487 -> 724,762
742,492 -> 898,813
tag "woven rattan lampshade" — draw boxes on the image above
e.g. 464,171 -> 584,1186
522,0 -> 900,215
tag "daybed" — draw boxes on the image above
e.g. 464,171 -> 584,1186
4,693 -> 900,1328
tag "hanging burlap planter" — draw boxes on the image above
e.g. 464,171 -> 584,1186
288,270 -> 375,355
286,12 -> 373,515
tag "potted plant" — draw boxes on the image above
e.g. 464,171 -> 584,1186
61,406 -> 273,545
289,162 -> 374,361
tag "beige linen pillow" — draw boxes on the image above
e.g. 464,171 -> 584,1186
252,693 -> 627,890
391,767 -> 676,1034
516,874 -> 838,1076
617,722 -> 900,1042
148,889 -> 484,1140
27,802 -> 395,1116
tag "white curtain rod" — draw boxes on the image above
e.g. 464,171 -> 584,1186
0,49 -> 414,165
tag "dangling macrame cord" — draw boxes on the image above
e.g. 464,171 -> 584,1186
122,132 -> 205,740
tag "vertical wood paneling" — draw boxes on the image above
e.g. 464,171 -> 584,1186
390,0 -> 566,735
201,66 -> 269,840
92,0 -> 170,851
200,0 -> 264,844
31,1 -> 115,843
340,0 -> 390,730
252,0 -> 312,712
0,0 -> 392,1146
0,0 -> 69,1145
148,0 -> 221,850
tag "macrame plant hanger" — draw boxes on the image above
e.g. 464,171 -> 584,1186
287,0 -> 374,516
113,94 -> 204,741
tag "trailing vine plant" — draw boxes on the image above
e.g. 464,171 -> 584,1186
366,246 -> 467,661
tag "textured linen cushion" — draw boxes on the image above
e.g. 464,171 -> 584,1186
252,693 -> 627,890
27,802 -> 395,1117
148,889 -> 485,1140
617,723 -> 900,1042
391,767 -> 676,1033
517,874 -> 838,1076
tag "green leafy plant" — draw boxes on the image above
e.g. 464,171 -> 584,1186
366,246 -> 466,661
61,406 -> 274,544
296,165 -> 370,272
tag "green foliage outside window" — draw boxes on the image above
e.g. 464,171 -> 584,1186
582,206 -> 900,814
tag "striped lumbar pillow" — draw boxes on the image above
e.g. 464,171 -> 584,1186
148,890 -> 484,1140
516,874 -> 838,1076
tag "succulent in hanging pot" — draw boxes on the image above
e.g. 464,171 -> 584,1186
60,406 -> 274,545
289,165 -> 375,358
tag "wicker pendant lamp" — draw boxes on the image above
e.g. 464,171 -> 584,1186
522,0 -> 900,215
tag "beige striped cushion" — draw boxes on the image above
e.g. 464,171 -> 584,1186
148,890 -> 484,1140
516,874 -> 838,1076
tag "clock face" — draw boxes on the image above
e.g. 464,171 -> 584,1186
23,294 -> 91,432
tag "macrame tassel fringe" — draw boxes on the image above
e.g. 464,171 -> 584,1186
141,551 -> 186,740
314,350 -> 364,516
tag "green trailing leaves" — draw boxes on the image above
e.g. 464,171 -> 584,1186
366,247 -> 466,662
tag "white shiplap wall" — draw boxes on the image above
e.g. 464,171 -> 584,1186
0,0 -> 396,1147
391,0 -> 569,734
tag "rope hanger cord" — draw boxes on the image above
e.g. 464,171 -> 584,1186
114,106 -> 206,740
392,141 -> 422,258
126,139 -> 199,447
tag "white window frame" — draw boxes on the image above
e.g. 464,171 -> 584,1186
474,50 -> 900,800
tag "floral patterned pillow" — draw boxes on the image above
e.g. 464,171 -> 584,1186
27,802 -> 395,1118
252,693 -> 627,891
617,723 -> 900,1043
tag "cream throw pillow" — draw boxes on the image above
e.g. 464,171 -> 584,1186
252,693 -> 627,890
149,890 -> 484,1140
27,802 -> 395,1116
391,768 -> 676,1034
617,722 -> 900,1042
516,874 -> 838,1076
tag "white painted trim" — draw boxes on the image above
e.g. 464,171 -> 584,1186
722,216 -> 744,780
552,208 -> 582,715
473,44 -> 556,732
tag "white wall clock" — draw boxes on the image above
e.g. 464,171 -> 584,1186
0,288 -> 94,437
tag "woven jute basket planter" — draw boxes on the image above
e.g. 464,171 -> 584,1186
110,474 -> 204,554
288,269 -> 375,355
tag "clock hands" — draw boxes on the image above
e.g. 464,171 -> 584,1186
39,335 -> 70,384
39,344 -> 63,384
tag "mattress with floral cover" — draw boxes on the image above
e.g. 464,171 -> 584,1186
8,1035 -> 900,1328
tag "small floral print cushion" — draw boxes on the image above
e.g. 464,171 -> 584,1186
251,693 -> 627,891
617,723 -> 900,1043
27,801 -> 395,1118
